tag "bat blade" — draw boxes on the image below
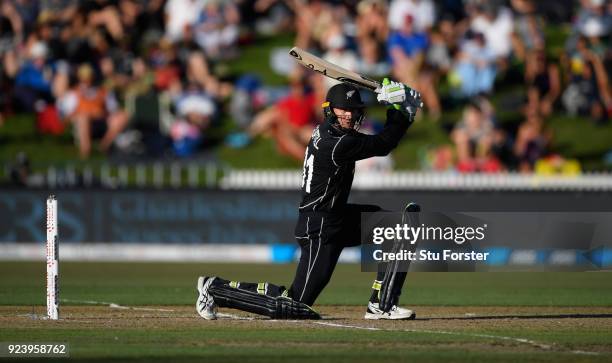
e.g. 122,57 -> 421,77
289,46 -> 381,92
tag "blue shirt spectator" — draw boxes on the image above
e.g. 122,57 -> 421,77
387,15 -> 429,63
15,61 -> 52,93
13,42 -> 54,110
387,31 -> 428,58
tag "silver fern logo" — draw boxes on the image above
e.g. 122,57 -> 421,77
346,90 -> 355,99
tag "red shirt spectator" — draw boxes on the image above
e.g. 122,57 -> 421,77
276,93 -> 316,128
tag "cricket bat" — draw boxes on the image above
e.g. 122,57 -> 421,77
289,46 -> 381,93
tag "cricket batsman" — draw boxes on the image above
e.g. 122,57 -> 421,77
197,79 -> 422,320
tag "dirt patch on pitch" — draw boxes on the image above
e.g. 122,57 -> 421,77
324,305 -> 612,334
2,305 -> 612,329
2,305 -> 612,354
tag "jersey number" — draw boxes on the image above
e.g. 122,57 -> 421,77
302,148 -> 314,193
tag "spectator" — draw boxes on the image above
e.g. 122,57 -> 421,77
449,32 -> 497,97
31,16 -> 57,60
566,0 -> 611,53
248,73 -> 319,161
249,0 -> 294,35
194,0 -> 241,59
294,0 -> 334,50
228,75 -> 264,130
491,125 -> 517,171
62,63 -> 129,158
451,99 -> 498,172
437,15 -> 463,56
561,36 -> 611,122
9,0 -> 38,34
355,0 -> 390,76
0,2 -> 21,116
525,48 -> 561,117
388,14 -> 428,65
164,0 -> 206,42
123,57 -> 172,156
425,29 -> 452,76
510,0 -> 545,61
130,0 -> 166,50
13,41 -> 53,111
81,0 -> 125,41
322,25 -> 359,89
150,38 -> 182,92
0,0 -> 608,170
388,15 -> 441,118
469,2 -> 514,66
1,1 -> 23,42
514,109 -> 550,172
388,0 -> 435,33
118,0 -> 142,40
60,9 -> 95,64
37,1 -> 78,24
124,58 -> 155,102
170,83 -> 216,157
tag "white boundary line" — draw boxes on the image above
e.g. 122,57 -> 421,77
216,312 -> 255,320
61,298 -> 175,312
61,299 -> 250,318
314,321 -> 553,349
57,299 -> 600,356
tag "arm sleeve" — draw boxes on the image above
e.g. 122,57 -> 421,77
331,109 -> 411,165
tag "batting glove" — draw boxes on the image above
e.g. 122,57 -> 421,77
377,78 -> 423,116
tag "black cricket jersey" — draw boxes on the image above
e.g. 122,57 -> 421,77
298,108 -> 411,213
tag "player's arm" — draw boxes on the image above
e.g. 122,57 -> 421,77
332,79 -> 422,164
332,109 -> 409,164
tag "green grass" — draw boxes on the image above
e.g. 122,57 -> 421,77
1,262 -> 611,307
544,24 -> 573,59
392,117 -> 451,169
222,33 -> 296,86
217,136 -> 302,169
4,327 -> 607,363
548,115 -> 612,170
0,114 -> 73,162
1,262 -> 611,362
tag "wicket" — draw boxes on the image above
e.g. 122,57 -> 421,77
46,195 -> 59,320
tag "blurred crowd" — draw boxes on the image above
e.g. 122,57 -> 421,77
0,0 -> 610,174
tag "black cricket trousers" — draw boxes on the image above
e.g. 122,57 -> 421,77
288,204 -> 382,305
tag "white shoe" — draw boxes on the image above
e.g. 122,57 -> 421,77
364,302 -> 416,320
196,276 -> 218,320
